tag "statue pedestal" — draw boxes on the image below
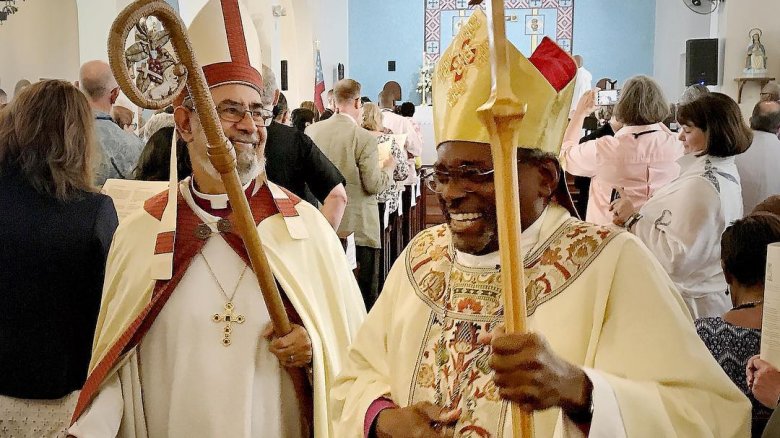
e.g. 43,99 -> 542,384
734,76 -> 775,103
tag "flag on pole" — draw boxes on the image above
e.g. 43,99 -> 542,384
314,42 -> 325,113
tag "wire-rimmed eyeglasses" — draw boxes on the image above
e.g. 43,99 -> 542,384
184,103 -> 274,127
424,165 -> 496,194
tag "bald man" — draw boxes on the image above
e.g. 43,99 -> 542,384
737,100 -> 780,212
760,82 -> 780,102
79,60 -> 144,185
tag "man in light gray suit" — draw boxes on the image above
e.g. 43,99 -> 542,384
306,79 -> 395,309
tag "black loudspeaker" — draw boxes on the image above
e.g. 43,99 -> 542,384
280,60 -> 288,91
338,63 -> 344,80
685,38 -> 718,86
388,61 -> 396,72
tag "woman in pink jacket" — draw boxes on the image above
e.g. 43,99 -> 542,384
560,75 -> 683,225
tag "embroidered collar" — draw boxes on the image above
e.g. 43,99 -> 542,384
454,207 -> 548,268
407,205 -> 620,317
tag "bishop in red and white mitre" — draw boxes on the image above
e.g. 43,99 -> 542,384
68,1 -> 365,437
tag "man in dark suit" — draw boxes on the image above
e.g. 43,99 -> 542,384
306,79 -> 394,309
260,66 -> 347,229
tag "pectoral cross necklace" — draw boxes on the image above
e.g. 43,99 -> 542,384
201,252 -> 249,347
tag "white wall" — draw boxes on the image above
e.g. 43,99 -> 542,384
178,0 -> 209,26
74,0 -> 117,63
652,0 -> 712,101
0,0 -> 80,95
309,0 -> 348,91
262,0 -> 349,107
718,0 -> 780,115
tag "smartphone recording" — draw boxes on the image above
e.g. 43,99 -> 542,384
597,89 -> 620,106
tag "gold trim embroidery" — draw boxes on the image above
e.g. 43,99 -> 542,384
406,219 -> 620,436
436,14 -> 489,108
406,220 -> 621,316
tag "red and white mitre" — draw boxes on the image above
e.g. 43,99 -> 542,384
154,0 -> 266,281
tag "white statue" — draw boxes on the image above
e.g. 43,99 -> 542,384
744,28 -> 768,76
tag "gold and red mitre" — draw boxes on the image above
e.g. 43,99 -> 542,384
173,0 -> 263,107
433,9 -> 576,155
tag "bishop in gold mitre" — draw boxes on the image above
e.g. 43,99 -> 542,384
67,1 -> 366,437
331,9 -> 749,437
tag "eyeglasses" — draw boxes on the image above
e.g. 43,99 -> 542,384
217,103 -> 273,126
424,165 -> 496,194
185,103 -> 273,127
424,158 -> 532,194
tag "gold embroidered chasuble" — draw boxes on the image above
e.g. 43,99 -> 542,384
332,204 -> 750,437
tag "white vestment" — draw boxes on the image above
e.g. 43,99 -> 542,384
634,154 -> 743,318
569,67 -> 592,116
69,180 -> 366,437
332,204 -> 750,437
735,130 -> 780,214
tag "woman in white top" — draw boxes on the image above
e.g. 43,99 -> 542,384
611,92 -> 753,318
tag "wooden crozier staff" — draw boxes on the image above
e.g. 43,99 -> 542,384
470,0 -> 533,436
107,0 -> 292,337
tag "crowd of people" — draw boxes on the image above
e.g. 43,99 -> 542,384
561,74 -> 780,435
3,2 -> 780,437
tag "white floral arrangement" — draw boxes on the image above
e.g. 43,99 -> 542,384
417,60 -> 434,105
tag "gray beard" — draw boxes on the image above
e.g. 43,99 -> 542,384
192,144 -> 265,187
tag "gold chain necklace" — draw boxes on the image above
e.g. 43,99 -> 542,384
201,252 -> 249,346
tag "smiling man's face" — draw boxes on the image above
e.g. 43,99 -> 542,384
176,83 -> 267,191
435,141 -> 555,255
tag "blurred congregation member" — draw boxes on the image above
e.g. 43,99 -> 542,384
273,91 -> 289,125
398,101 -> 415,118
0,80 -> 118,437
0,88 -> 7,109
362,103 -> 409,217
261,66 -> 347,229
13,79 -> 31,99
79,60 -> 143,185
291,107 -> 316,132
110,104 -> 135,132
133,126 -> 192,182
760,82 -> 780,102
737,100 -> 780,213
379,91 -> 421,185
111,93 -> 137,133
612,92 -> 752,318
140,109 -> 174,143
300,100 -> 319,121
307,79 -> 394,309
568,54 -> 592,116
697,213 -> 780,436
680,83 -> 710,105
319,108 -> 334,121
561,75 -> 682,225
755,195 -> 780,216
326,88 -> 335,110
